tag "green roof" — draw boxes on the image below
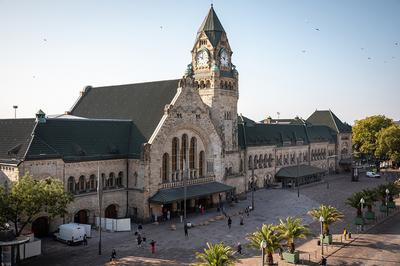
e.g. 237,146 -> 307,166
197,5 -> 225,47
307,110 -> 351,133
275,165 -> 326,179
70,79 -> 179,141
149,181 -> 234,204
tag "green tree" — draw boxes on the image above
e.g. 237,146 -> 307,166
375,125 -> 400,163
277,217 -> 310,254
361,189 -> 378,212
247,224 -> 283,265
307,205 -> 344,235
0,174 -> 73,236
352,115 -> 393,158
345,191 -> 364,217
193,242 -> 236,266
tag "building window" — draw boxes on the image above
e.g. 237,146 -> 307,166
189,137 -> 197,170
180,134 -> 188,170
116,171 -> 123,187
254,155 -> 258,169
199,151 -> 205,177
107,172 -> 115,188
162,153 -> 169,183
68,176 -> 75,193
89,174 -> 96,190
248,155 -> 253,170
78,175 -> 85,192
134,172 -> 138,187
172,137 -> 179,173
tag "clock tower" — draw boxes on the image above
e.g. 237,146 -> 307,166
191,5 -> 239,152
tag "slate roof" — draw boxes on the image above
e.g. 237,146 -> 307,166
0,119 -> 36,164
26,118 -> 137,162
197,5 -> 225,47
70,79 -> 180,142
238,115 -> 337,148
275,165 -> 326,179
0,117 -> 140,163
149,181 -> 234,204
307,110 -> 352,133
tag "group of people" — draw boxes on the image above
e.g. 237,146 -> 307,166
227,206 -> 252,229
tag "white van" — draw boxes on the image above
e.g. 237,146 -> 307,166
54,223 -> 86,245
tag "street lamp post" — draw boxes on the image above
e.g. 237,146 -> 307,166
360,197 -> 365,231
251,167 -> 255,211
260,239 -> 267,266
296,157 -> 300,197
319,216 -> 325,255
97,163 -> 102,255
385,188 -> 389,217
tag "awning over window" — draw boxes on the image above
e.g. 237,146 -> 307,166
149,181 -> 234,204
275,165 -> 326,179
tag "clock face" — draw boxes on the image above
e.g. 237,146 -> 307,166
196,50 -> 209,67
220,49 -> 229,67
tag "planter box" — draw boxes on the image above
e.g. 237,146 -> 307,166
283,250 -> 299,264
364,211 -> 375,220
320,234 -> 332,244
354,216 -> 365,225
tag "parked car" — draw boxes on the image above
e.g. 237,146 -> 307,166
366,171 -> 380,178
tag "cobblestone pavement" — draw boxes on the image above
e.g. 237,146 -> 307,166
21,173 -> 398,266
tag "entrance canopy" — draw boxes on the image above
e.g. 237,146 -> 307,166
276,165 -> 326,179
149,181 -> 234,204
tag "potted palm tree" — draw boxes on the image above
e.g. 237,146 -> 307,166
193,242 -> 236,266
361,189 -> 377,220
307,205 -> 343,244
346,191 -> 365,225
247,224 -> 283,265
277,217 -> 310,264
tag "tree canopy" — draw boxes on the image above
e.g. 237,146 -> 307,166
375,124 -> 400,163
0,174 -> 73,236
352,115 -> 393,158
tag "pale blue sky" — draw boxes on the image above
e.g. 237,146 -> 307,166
1,0 -> 399,124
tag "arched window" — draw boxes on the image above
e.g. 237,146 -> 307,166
259,154 -> 263,168
189,137 -> 197,170
220,80 -> 224,89
108,172 -> 115,188
89,174 -> 96,190
268,154 -> 273,167
199,151 -> 205,177
264,154 -> 268,168
180,134 -> 188,170
78,175 -> 85,192
172,137 -> 179,173
206,80 -> 211,88
248,155 -> 253,170
254,155 -> 258,169
162,153 -> 169,183
101,173 -> 106,188
240,159 -> 243,172
68,176 -> 75,193
133,172 -> 138,187
116,171 -> 123,187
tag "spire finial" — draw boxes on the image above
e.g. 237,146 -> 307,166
211,3 -> 213,8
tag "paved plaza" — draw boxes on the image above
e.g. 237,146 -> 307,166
21,172 -> 399,266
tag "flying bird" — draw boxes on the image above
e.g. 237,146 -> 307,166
395,42 -> 398,45
160,26 -> 163,30
314,28 -> 320,31
367,57 -> 371,60
301,50 -> 307,53
43,38 -> 47,42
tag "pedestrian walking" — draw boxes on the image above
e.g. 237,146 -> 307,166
237,242 -> 242,255
83,234 -> 88,246
240,214 -> 244,225
110,248 -> 117,263
228,216 -> 232,229
138,224 -> 143,230
167,210 -> 171,220
137,234 -> 142,247
150,240 -> 156,254
245,207 -> 249,217
201,206 -> 205,215
184,223 -> 189,238
343,228 -> 347,240
142,231 -> 147,243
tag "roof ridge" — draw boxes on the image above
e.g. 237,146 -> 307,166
328,110 -> 340,133
91,79 -> 180,90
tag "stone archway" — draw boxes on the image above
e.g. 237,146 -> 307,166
105,204 -> 118,219
74,209 -> 89,224
32,216 -> 49,237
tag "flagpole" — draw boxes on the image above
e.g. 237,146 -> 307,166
97,162 -> 102,255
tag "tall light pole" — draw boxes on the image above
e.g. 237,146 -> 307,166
385,188 -> 389,217
13,105 -> 18,119
319,216 -> 325,255
251,167 -> 255,210
296,157 -> 300,197
183,159 -> 188,220
97,163 -> 102,255
260,238 -> 267,266
360,197 -> 365,231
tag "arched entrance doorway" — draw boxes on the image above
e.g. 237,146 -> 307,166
74,210 -> 89,224
105,204 -> 117,219
32,216 -> 49,237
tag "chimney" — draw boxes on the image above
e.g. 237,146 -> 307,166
35,109 -> 46,123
